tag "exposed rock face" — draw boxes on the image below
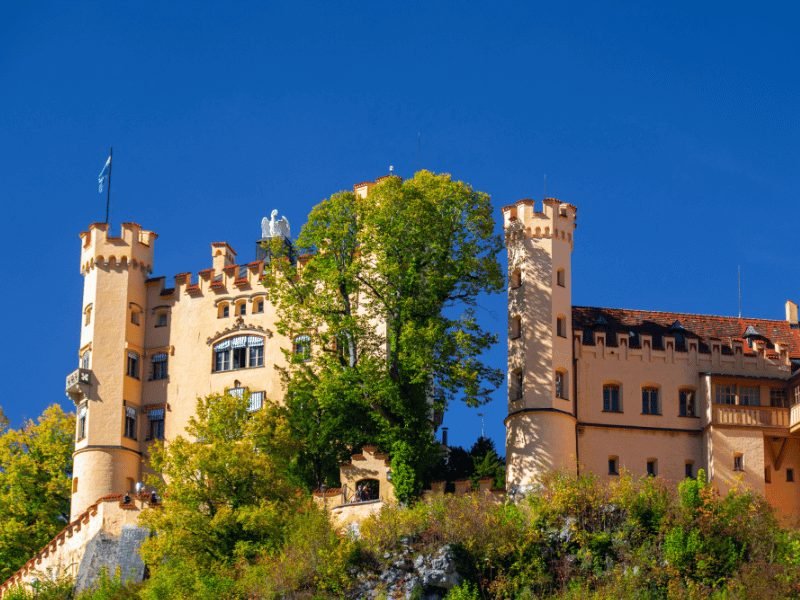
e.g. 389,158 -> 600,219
350,543 -> 462,599
75,526 -> 148,592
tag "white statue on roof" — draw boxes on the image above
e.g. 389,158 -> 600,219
261,209 -> 290,240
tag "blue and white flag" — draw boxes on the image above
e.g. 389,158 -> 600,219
98,155 -> 111,193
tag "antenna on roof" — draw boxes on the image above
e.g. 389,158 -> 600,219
738,265 -> 742,318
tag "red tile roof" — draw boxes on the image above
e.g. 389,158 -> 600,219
572,306 -> 800,359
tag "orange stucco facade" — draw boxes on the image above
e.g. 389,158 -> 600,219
503,197 -> 800,522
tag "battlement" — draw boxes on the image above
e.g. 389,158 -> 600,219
502,198 -> 577,245
79,222 -> 157,274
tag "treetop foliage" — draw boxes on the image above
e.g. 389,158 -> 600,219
265,170 -> 504,492
0,404 -> 74,581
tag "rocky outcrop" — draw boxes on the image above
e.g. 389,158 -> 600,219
350,543 -> 463,599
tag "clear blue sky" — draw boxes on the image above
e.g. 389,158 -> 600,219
2,2 -> 799,453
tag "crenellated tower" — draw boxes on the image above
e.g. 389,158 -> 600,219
66,222 -> 157,520
503,198 -> 578,492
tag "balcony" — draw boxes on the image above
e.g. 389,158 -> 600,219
65,368 -> 92,403
712,404 -> 789,429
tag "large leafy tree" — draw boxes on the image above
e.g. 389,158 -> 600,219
138,392 -> 304,596
0,405 -> 75,581
266,171 -> 504,493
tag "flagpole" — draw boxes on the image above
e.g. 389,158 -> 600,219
105,147 -> 113,224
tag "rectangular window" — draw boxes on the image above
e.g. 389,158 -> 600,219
126,352 -> 140,379
511,370 -> 523,401
81,351 -> 91,370
765,466 -> 772,484
603,385 -> 621,412
222,305 -> 230,318
770,389 -> 788,408
715,384 -> 737,405
147,409 -> 165,441
254,300 -> 264,314
739,385 -> 760,406
733,454 -> 744,472
131,310 -> 140,325
248,345 -> 264,368
556,269 -> 565,287
72,477 -> 78,494
77,405 -> 87,441
215,349 -> 230,372
794,386 -> 800,406
685,462 -> 694,479
556,317 -> 567,338
642,387 -> 660,415
787,468 -> 795,483
248,391 -> 265,412
151,354 -> 168,380
232,346 -> 247,369
124,407 -> 137,440
238,303 -> 246,316
608,457 -> 619,475
155,312 -> 168,328
679,390 -> 696,417
555,371 -> 567,399
646,459 -> 657,477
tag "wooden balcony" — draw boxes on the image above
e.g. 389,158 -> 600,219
712,404 -> 789,429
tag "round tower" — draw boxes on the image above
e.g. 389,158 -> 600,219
66,222 -> 156,519
503,198 -> 578,493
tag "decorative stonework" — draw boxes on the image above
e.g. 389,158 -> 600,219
206,317 -> 273,345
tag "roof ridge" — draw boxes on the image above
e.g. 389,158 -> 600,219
572,305 -> 788,325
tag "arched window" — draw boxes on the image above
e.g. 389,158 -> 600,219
83,304 -> 93,326
235,300 -> 247,316
217,302 -> 230,319
212,335 -> 264,372
80,350 -> 91,369
510,268 -> 522,289
354,478 -> 379,502
252,297 -> 265,314
293,334 -> 311,361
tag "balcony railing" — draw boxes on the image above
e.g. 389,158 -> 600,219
712,404 -> 789,428
65,368 -> 92,403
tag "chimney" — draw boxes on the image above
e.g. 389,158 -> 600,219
786,300 -> 798,324
441,427 -> 449,447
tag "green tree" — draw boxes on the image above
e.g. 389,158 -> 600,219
0,405 -> 75,581
138,392 -> 304,597
469,436 -> 505,489
266,171 -> 504,494
0,406 -> 8,434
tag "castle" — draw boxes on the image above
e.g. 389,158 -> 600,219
502,198 -> 800,520
3,178 -> 800,593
